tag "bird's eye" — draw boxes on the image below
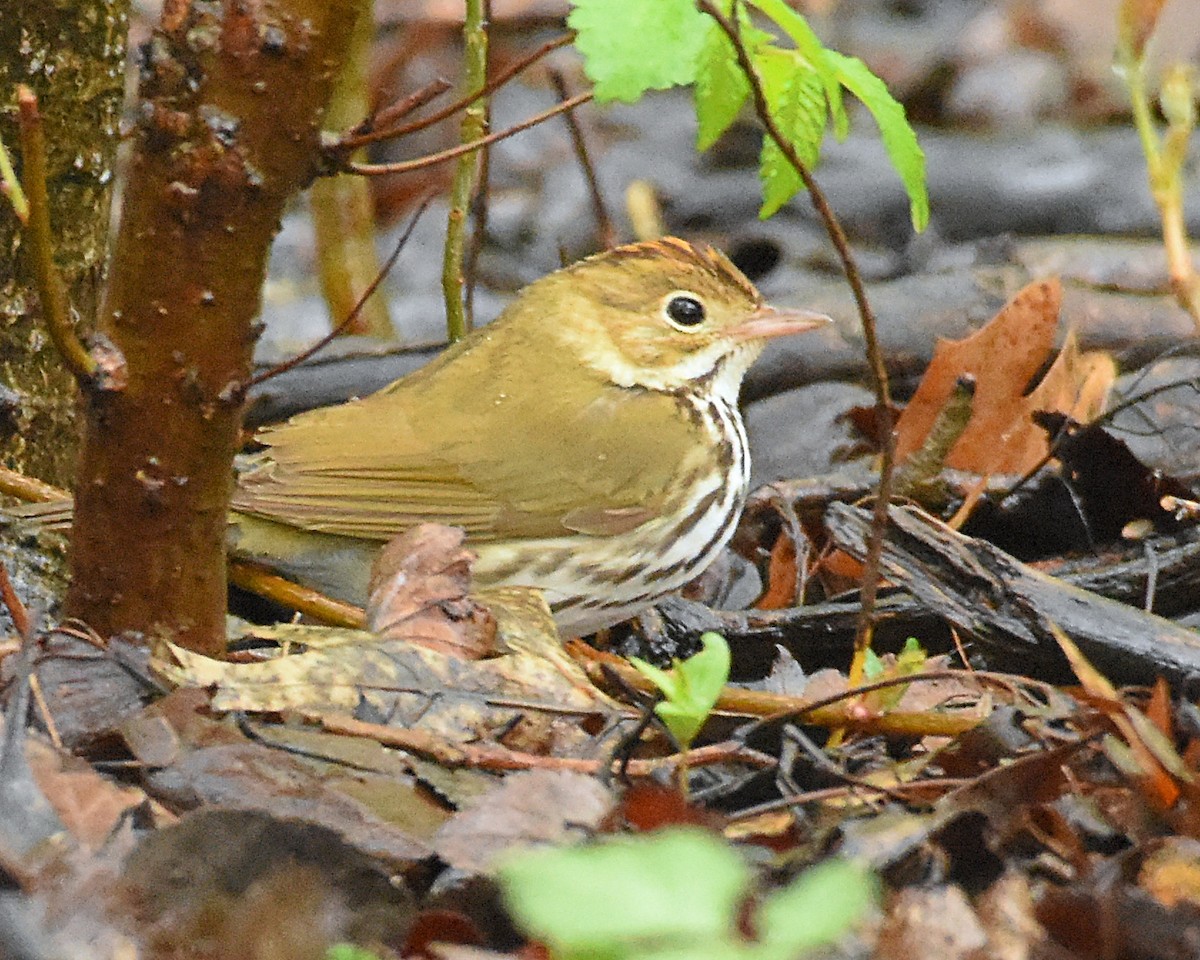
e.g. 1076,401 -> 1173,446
664,294 -> 706,329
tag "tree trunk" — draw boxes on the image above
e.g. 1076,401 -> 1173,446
0,0 -> 130,488
65,0 -> 368,655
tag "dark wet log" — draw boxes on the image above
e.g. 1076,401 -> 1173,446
828,503 -> 1200,687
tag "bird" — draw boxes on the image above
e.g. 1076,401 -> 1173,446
229,237 -> 829,635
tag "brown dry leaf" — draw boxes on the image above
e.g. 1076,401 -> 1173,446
367,524 -> 499,659
756,533 -> 798,609
1118,0 -> 1170,56
154,619 -> 618,749
895,278 -> 1115,476
1053,626 -> 1185,811
25,736 -> 166,850
971,330 -> 1116,476
433,769 -> 615,873
876,885 -> 988,960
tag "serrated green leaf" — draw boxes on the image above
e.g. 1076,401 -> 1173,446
757,859 -> 878,954
631,632 -> 730,748
693,8 -> 774,151
569,0 -> 711,104
499,828 -> 751,957
825,50 -> 929,231
757,52 -> 827,218
694,24 -> 750,151
750,0 -> 843,121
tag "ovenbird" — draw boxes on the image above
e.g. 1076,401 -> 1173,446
231,238 -> 828,634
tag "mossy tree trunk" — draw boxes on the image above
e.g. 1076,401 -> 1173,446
64,0 -> 368,655
0,0 -> 130,488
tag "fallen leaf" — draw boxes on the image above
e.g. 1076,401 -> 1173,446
895,278 -> 1115,477
434,770 -> 615,872
154,620 -> 618,751
367,524 -> 498,659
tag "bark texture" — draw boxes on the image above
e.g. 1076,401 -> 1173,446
0,0 -> 130,488
65,0 -> 367,653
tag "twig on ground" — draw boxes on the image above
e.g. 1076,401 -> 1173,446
0,563 -> 31,639
227,562 -> 366,629
0,466 -> 68,504
316,711 -> 776,775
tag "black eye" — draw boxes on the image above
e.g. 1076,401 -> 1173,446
665,294 -> 706,328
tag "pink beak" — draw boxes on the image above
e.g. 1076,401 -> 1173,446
730,303 -> 832,342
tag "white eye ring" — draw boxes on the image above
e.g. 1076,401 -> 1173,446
662,292 -> 707,330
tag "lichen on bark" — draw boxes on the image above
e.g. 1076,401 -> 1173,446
0,0 -> 130,489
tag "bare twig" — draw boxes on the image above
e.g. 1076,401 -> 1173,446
238,192 -> 433,396
227,562 -> 365,629
442,0 -> 490,342
316,711 -> 776,775
348,77 -> 453,143
572,643 -> 983,738
0,465 -> 68,504
336,34 -> 573,152
550,68 -> 616,250
346,91 -> 594,177
0,563 -> 31,639
697,1 -> 895,676
16,86 -> 98,384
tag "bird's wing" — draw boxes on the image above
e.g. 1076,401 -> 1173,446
233,339 -> 702,543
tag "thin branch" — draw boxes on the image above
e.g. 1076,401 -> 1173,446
0,563 -> 31,639
237,192 -> 433,396
348,77 -> 453,143
550,68 -> 616,250
464,0 -> 495,326
442,0 -> 490,342
696,1 -> 896,675
336,34 -> 573,152
464,110 -> 492,325
227,562 -> 365,628
0,465 -> 68,504
346,91 -> 593,177
16,86 -> 97,384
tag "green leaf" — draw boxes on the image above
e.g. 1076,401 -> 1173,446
757,859 -> 878,955
631,631 -> 731,748
749,0 -> 843,127
896,636 -> 928,674
757,51 -> 827,218
694,25 -> 750,151
824,51 -> 929,231
499,827 -> 751,958
693,9 -> 774,151
569,0 -> 711,104
862,647 -> 885,680
325,946 -> 382,960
